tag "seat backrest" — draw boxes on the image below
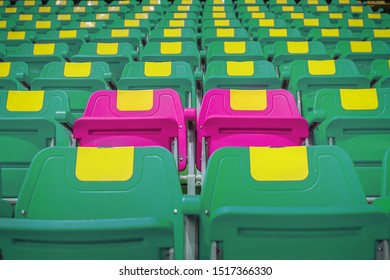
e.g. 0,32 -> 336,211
206,41 -> 265,63
0,61 -> 30,90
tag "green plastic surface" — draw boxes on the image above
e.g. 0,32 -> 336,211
369,59 -> 390,88
0,62 -> 30,90
202,28 -> 249,49
307,28 -> 358,54
255,28 -> 305,46
206,41 -> 265,64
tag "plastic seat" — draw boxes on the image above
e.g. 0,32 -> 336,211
0,146 -> 184,260
8,14 -> 41,28
204,0 -> 234,6
168,4 -> 202,15
343,5 -> 373,17
235,0 -> 265,7
196,89 -> 308,170
0,19 -> 14,31
157,19 -> 198,33
362,29 -> 390,45
331,0 -> 360,7
141,41 -> 200,72
36,30 -> 88,57
149,28 -> 197,43
22,6 -> 59,16
62,5 -> 94,15
239,11 -> 274,25
333,41 -> 390,76
0,31 -> 36,56
118,61 -> 196,108
290,18 -> 334,37
369,59 -> 390,88
202,19 -> 242,32
203,5 -> 235,14
81,13 -> 122,25
110,0 -> 138,9
270,5 -> 303,15
15,0 -> 43,7
305,4 -> 340,15
125,13 -> 159,28
16,20 -> 61,35
143,0 -> 170,8
96,5 -> 130,17
0,0 -> 10,7
163,12 -> 199,23
5,43 -> 69,80
109,19 -> 151,41
73,89 -> 188,171
280,13 -> 316,24
0,62 -> 30,90
53,14 -> 80,26
61,21 -> 105,35
282,59 -> 370,116
200,145 -> 389,259
246,17 -> 285,36
202,12 -> 237,22
202,28 -> 250,49
267,0 -> 296,6
0,90 -> 71,200
31,62 -> 117,118
318,12 -> 353,25
78,0 -> 105,7
72,43 -> 133,80
173,0 -> 202,7
0,7 -> 23,18
307,88 -> 390,197
133,5 -> 165,17
360,13 -> 390,25
46,0 -> 75,6
300,0 -> 328,4
256,28 -> 305,46
206,41 -> 265,64
338,19 -> 376,35
307,28 -> 358,54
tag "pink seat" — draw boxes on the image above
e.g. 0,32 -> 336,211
196,89 -> 309,170
73,89 -> 188,171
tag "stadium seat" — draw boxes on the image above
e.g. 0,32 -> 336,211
8,14 -> 41,28
0,0 -> 10,7
203,5 -> 235,14
300,0 -> 328,4
5,43 -> 69,80
61,21 -> 106,35
157,19 -> 198,33
338,19 -> 376,35
149,28 -> 197,43
360,13 -> 390,25
282,59 -> 370,116
0,146 -> 185,260
125,13 -> 159,28
22,6 -> 59,16
173,0 -> 202,7
204,0 -> 234,6
72,89 -> 188,171
202,28 -> 250,49
202,19 -> 242,31
108,20 -> 150,42
133,5 -> 165,17
203,60 -> 281,92
78,0 -> 105,7
239,11 -> 275,25
305,4 -> 340,15
270,5 -> 303,15
246,18 -> 286,37
36,30 -> 89,57
53,14 -> 80,25
235,0 -> 265,7
206,41 -> 265,64
62,5 -> 94,15
343,5 -> 373,16
290,19 -> 334,37
202,12 -> 237,22
15,0 -> 43,7
331,0 -> 360,7
333,41 -> 390,76
369,59 -> 390,88
0,90 -> 71,200
96,5 -> 130,17
0,19 -> 15,31
280,13 -> 316,24
199,145 -> 390,259
267,0 -> 296,6
143,0 -> 170,8
71,43 -> 133,80
0,31 -> 36,56
82,13 -> 122,25
0,62 -> 30,90
362,29 -> 390,45
15,20 -> 61,35
255,28 -> 305,45
118,61 -> 196,108
46,0 -> 75,6
307,28 -> 358,54
31,62 -> 117,118
110,0 -> 138,9
307,88 -> 390,197
0,7 -> 22,18
168,4 -> 202,15
196,89 -> 308,170
163,12 -> 199,23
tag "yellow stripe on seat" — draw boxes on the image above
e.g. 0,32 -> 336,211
76,147 -> 134,181
252,12 -> 266,19
64,62 -> 91,77
59,30 -> 77,38
329,13 -> 343,19
36,21 -> 51,29
6,90 -> 44,112
321,29 -> 339,37
214,20 -> 229,26
350,41 -> 372,53
259,19 -> 274,26
348,19 -> 363,27
287,42 -> 309,54
33,43 -> 55,55
164,28 -> 182,37
144,62 -> 172,77
340,89 -> 378,110
374,29 -> 390,38
169,20 -> 184,27
227,61 -> 254,76
250,146 -> 309,181
174,13 -> 187,19
216,28 -> 234,37
0,62 -> 10,77
304,19 -> 319,26
161,42 -> 182,54
111,29 -> 129,37
230,89 -> 267,111
224,42 -> 246,54
117,90 -> 153,111
19,14 -> 33,21
124,19 -> 140,27
269,28 -> 287,37
7,31 -> 25,40
97,43 -> 118,55
308,60 -> 336,75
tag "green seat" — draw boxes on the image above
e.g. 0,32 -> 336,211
204,60 -> 281,92
62,5 -> 94,15
61,21 -> 105,35
282,59 -> 370,116
0,31 -> 36,56
149,28 -> 197,43
91,29 -> 143,58
0,146 -> 185,260
0,90 -> 71,200
31,62 -> 116,118
342,5 -> 373,17
290,18 -> 334,37
46,0 -> 75,6
307,88 -> 390,197
163,12 -> 199,23
5,43 -> 69,80
235,0 -> 265,7
81,13 -> 122,25
0,7 -> 23,18
199,146 -> 390,259
0,62 -> 30,90
202,28 -> 250,49
143,0 -> 170,8
15,0 -> 43,6
256,28 -> 305,46
331,0 -> 360,7
51,14 -> 80,26
72,42 -> 134,80
203,6 -> 235,14
280,13 -> 316,24
173,0 -> 201,7
305,4 -> 340,15
133,5 -> 165,17
78,0 -> 106,7
16,20 -> 61,35
318,12 -> 353,25
204,0 -> 234,6
307,28 -> 358,54
168,4 -> 202,15
96,5 -> 130,17
202,19 -> 242,32
360,13 -> 390,25
206,41 -> 265,64
157,19 -> 198,33
36,30 -> 89,57
338,19 -> 376,35
382,20 -> 390,29
141,41 -> 200,72
380,150 -> 390,197
202,12 -> 237,22
333,40 -> 390,76
22,6 -> 59,16
125,13 -> 159,28
9,13 -> 42,28
0,19 -> 15,31
362,29 -> 390,45
299,0 -> 328,4
238,9 -> 272,22
110,0 -> 138,9
118,61 -> 196,108
369,59 -> 390,88
109,19 -> 151,41
248,19 -> 288,39
270,5 -> 303,15
267,0 -> 296,6
0,0 -> 10,7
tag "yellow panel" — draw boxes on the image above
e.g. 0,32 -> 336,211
80,21 -> 96,28
39,7 -> 51,13
339,0 -> 350,3
224,42 -> 246,54
97,43 -> 118,55
245,0 -> 255,3
214,0 -> 224,3
88,0 -> 98,5
0,1 -> 3,5
250,146 -> 309,181
56,0 -> 67,5
317,6 -> 329,11
213,12 -> 226,18
143,6 -> 155,11
252,12 -> 266,19
329,13 -> 343,19
287,42 -> 309,54
247,6 -> 259,12
36,21 -> 51,29
135,13 -> 148,19
215,20 -> 229,26
277,0 -> 287,3
96,13 -> 110,20
169,20 -> 185,27
304,19 -> 319,26
59,30 -> 77,38
144,62 -> 172,77
76,147 -> 134,182
282,6 -> 294,12
230,89 -> 267,111
64,62 -> 91,78
111,29 -> 129,37
182,0 -> 193,3
374,29 -> 390,38
5,7 -> 17,13
348,19 -> 363,27
291,13 -> 304,19
259,19 -> 275,27
150,0 -> 160,3
0,21 -> 6,28
174,13 -> 187,19
227,61 -> 254,76
73,6 -> 85,12
19,14 -> 33,21
308,60 -> 336,76
164,28 -> 182,37
321,28 -> 339,37
368,13 -> 381,19
178,5 -> 190,11
340,89 -> 378,110
308,0 -> 318,3
351,6 -> 363,13
108,6 -> 120,12
58,14 -> 71,21
161,42 -> 182,54
24,0 -> 35,5
269,28 -> 287,37
350,41 -> 372,53
0,62 -> 10,77
124,19 -> 140,27
119,0 -> 130,3
33,43 -> 55,55
213,6 -> 225,12
7,31 -> 25,40
117,90 -> 154,111
216,28 -> 234,37
6,90 -> 44,112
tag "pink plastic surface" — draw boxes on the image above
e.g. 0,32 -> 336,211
196,89 -> 309,170
73,89 -> 188,171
